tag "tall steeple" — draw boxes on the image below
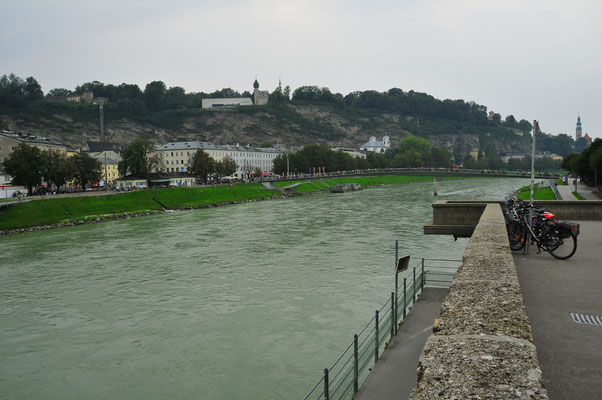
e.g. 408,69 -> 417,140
576,115 -> 582,141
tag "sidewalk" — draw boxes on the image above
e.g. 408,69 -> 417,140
514,221 -> 602,400
556,180 -> 599,200
355,288 -> 447,400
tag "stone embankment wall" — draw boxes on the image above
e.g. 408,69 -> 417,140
410,204 -> 549,399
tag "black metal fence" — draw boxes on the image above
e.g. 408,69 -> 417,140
303,258 -> 461,400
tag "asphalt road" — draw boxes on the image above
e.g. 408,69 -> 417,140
514,220 -> 602,400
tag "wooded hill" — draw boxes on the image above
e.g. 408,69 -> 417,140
1,73 -> 573,162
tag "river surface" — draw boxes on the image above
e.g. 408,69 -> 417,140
0,178 -> 529,399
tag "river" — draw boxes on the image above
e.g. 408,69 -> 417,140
0,177 -> 529,399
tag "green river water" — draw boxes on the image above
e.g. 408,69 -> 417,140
0,178 -> 529,399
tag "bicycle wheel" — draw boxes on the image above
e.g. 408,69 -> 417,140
508,222 -> 526,251
548,234 -> 577,260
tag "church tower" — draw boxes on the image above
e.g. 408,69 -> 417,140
252,78 -> 268,106
576,115 -> 582,141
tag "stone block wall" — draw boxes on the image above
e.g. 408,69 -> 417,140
409,204 -> 549,399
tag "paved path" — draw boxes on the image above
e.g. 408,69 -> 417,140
355,288 -> 447,400
514,220 -> 602,400
556,179 -> 600,200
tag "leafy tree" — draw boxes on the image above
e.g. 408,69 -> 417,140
504,115 -> 517,127
575,137 -> 588,153
538,133 -> 575,157
272,154 -> 287,176
561,153 -> 579,173
252,167 -> 263,178
574,138 -> 602,185
71,153 -> 102,190
2,143 -> 44,194
188,150 -> 215,182
463,155 -> 478,169
431,147 -> 453,168
119,139 -> 161,177
589,146 -> 602,189
24,77 -> 44,101
518,119 -> 532,132
165,86 -> 186,109
41,150 -> 74,192
47,88 -> 73,97
144,81 -> 167,111
0,73 -> 26,107
222,156 -> 237,176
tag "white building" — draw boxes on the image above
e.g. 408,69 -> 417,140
222,144 -> 282,178
360,136 -> 390,153
155,141 -> 284,178
201,98 -> 253,109
155,142 -> 229,173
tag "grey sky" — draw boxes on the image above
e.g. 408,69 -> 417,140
2,0 -> 600,139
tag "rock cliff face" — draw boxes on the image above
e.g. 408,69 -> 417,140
2,103 -> 529,159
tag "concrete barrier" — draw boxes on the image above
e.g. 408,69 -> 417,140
424,199 -> 602,237
409,204 -> 549,399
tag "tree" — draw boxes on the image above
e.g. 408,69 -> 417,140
252,167 -> 263,179
47,88 -> 72,97
222,156 -> 237,176
463,155 -> 478,169
2,143 -> 44,194
431,147 -> 453,168
504,115 -> 517,127
518,119 -> 532,133
165,86 -> 186,109
561,153 -> 579,174
41,150 -> 74,193
589,146 -> 602,189
71,153 -> 102,191
188,150 -> 215,182
575,137 -> 588,153
144,81 -> 167,111
24,77 -> 44,101
119,139 -> 161,177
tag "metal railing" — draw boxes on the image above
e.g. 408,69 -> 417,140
303,257 -> 461,400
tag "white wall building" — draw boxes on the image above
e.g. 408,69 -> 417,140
155,142 -> 229,173
201,98 -> 253,109
223,144 -> 282,178
155,141 -> 284,178
360,136 -> 390,153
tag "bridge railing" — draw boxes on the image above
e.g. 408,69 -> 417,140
303,257 -> 461,400
265,167 -> 559,183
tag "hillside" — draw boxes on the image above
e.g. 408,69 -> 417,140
0,75 -> 532,161
0,101 -> 532,161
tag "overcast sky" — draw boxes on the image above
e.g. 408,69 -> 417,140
2,0 -> 600,139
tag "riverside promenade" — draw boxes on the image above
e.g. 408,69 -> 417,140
356,196 -> 601,399
514,220 -> 602,400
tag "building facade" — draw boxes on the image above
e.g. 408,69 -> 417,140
155,141 -> 284,178
0,130 -> 67,165
360,136 -> 390,153
253,79 -> 269,105
201,98 -> 253,109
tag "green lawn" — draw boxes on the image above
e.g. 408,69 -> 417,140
572,191 -> 585,200
517,187 -> 556,201
0,175 -> 470,232
0,184 -> 281,231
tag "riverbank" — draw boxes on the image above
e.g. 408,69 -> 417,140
0,175 -> 467,235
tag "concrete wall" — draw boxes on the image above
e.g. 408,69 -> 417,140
425,199 -> 602,237
410,204 -> 549,399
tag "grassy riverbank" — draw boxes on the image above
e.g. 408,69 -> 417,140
0,175 -> 467,233
516,183 -> 557,201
